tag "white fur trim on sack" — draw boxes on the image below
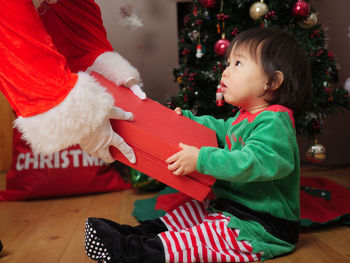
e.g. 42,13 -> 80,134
14,72 -> 114,155
86,51 -> 141,86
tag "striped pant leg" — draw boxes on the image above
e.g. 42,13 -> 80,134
158,213 -> 262,263
160,199 -> 209,232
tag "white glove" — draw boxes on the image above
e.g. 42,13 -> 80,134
130,84 -> 146,100
124,77 -> 146,100
86,51 -> 147,100
79,106 -> 136,164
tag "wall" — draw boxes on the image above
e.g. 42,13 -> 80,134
95,0 -> 180,103
298,0 -> 350,166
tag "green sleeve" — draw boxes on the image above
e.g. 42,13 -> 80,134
197,114 -> 296,182
181,110 -> 229,147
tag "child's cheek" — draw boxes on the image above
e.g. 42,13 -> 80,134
223,92 -> 232,104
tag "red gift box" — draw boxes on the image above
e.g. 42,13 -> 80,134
92,72 -> 217,201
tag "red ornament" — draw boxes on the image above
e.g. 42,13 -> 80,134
292,1 -> 310,19
216,85 -> 224,106
200,0 -> 217,9
328,51 -> 334,60
214,39 -> 230,56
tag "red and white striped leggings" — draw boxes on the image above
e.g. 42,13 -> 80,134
157,199 -> 263,263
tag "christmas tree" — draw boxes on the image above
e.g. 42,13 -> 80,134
168,0 -> 350,139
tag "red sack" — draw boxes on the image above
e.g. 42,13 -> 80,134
0,128 -> 131,201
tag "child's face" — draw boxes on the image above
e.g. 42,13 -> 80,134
221,46 -> 269,112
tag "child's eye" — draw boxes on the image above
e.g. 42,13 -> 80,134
235,60 -> 241,66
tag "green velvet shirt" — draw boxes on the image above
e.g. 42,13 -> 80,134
182,105 -> 300,261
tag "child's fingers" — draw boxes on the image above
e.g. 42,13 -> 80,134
167,160 -> 180,172
166,151 -> 180,164
179,142 -> 190,149
174,107 -> 182,115
172,167 -> 184,176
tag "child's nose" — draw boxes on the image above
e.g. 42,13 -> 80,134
222,68 -> 228,78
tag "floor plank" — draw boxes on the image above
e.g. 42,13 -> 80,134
59,190 -> 155,263
0,165 -> 349,262
310,225 -> 350,257
1,196 -> 94,263
270,233 -> 350,263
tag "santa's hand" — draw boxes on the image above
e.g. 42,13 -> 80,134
125,77 -> 146,100
79,107 -> 136,164
86,52 -> 147,100
130,84 -> 146,100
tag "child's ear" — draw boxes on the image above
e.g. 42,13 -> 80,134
266,71 -> 284,91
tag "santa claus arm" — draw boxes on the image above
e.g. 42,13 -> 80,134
87,51 -> 146,100
14,71 -> 136,163
37,0 -> 146,100
0,1 -> 135,163
14,72 -> 109,153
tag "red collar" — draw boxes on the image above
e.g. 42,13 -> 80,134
232,105 -> 295,127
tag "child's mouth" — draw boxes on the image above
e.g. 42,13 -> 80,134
220,82 -> 227,92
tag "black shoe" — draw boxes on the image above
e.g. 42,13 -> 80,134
0,240 -> 3,254
85,220 -> 112,262
85,217 -> 165,263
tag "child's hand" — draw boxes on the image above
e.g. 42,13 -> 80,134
166,143 -> 199,176
174,107 -> 182,115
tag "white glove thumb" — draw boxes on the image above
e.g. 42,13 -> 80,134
79,107 -> 136,164
98,132 -> 136,164
109,106 -> 134,121
130,84 -> 146,100
110,132 -> 136,164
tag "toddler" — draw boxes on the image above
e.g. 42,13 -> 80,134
84,27 -> 312,263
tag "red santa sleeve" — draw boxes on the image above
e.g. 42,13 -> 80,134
0,0 -> 77,118
0,0 -> 114,155
40,0 -> 113,73
41,0 -> 141,85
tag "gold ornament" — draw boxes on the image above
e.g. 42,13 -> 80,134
305,139 -> 326,164
298,13 -> 318,29
249,0 -> 269,21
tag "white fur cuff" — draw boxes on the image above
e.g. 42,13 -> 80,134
14,72 -> 114,155
86,51 -> 141,86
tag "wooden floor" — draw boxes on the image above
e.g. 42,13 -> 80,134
0,165 -> 349,263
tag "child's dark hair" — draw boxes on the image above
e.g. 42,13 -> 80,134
226,27 -> 312,116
